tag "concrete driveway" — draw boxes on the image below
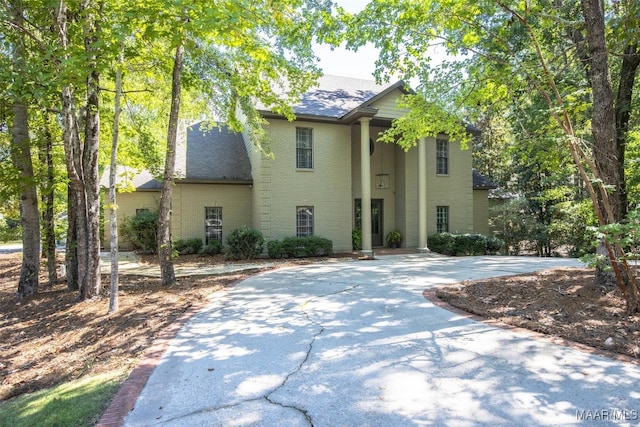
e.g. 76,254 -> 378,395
123,255 -> 640,426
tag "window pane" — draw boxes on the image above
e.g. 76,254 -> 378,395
436,139 -> 448,175
205,207 -> 223,245
296,206 -> 314,237
436,206 -> 449,233
296,128 -> 313,169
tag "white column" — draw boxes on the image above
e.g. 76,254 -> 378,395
360,118 -> 373,257
418,136 -> 429,252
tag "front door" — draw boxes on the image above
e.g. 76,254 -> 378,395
355,199 -> 384,247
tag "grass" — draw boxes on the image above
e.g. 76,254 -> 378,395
0,367 -> 128,427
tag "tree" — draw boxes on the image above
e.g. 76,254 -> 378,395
145,0 -> 335,285
3,0 -> 41,298
54,0 -> 104,299
347,0 -> 640,312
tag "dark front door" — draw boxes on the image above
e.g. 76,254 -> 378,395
355,199 -> 384,247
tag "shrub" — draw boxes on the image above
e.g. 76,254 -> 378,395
267,240 -> 284,259
428,232 -> 456,255
201,239 -> 223,255
225,227 -> 264,260
120,210 -> 158,253
281,236 -> 333,257
173,238 -> 203,255
352,228 -> 362,250
428,233 -> 503,256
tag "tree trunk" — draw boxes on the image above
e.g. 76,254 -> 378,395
581,0 -> 639,313
11,102 -> 41,299
108,48 -> 124,313
40,113 -> 58,285
581,0 -> 623,223
157,43 -> 184,286
55,0 -> 101,299
614,43 -> 640,218
9,3 -> 40,299
80,6 -> 102,300
66,185 -> 79,291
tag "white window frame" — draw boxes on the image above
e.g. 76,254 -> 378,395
296,206 -> 314,237
436,138 -> 449,175
205,207 -> 223,245
296,127 -> 313,169
436,206 -> 449,233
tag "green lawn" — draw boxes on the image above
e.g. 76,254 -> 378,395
0,368 -> 127,427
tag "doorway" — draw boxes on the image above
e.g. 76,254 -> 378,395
355,199 -> 384,247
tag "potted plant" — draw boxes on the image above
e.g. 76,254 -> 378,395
386,229 -> 403,248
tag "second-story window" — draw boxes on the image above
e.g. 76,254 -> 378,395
436,138 -> 449,175
296,127 -> 313,169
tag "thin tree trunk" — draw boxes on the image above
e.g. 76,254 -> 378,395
80,0 -> 102,300
108,48 -> 124,313
614,43 -> 640,218
40,113 -> 58,285
158,43 -> 184,286
66,185 -> 78,291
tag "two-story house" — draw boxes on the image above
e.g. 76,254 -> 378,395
104,75 -> 495,254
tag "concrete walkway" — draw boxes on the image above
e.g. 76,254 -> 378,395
99,252 -> 276,277
118,255 -> 640,426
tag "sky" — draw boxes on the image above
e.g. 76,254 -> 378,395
313,0 -> 379,80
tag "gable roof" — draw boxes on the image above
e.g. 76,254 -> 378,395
101,122 -> 251,190
258,74 -> 409,123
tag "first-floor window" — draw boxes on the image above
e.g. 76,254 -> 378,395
436,206 -> 449,233
205,207 -> 223,245
296,206 -> 314,237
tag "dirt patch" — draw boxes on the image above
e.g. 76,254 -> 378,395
0,251 -> 358,402
435,267 -> 640,360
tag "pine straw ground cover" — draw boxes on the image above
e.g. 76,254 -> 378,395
1,254 -> 638,408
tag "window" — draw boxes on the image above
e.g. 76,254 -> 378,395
296,206 -> 314,237
136,208 -> 149,215
436,206 -> 449,233
296,127 -> 313,169
436,138 -> 449,175
205,207 -> 223,245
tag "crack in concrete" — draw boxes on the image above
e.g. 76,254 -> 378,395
263,283 -> 361,427
152,284 -> 361,427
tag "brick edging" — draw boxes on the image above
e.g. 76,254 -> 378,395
422,288 -> 640,367
95,297 -> 216,427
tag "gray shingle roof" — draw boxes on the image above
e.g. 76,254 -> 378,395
472,169 -> 498,190
184,122 -> 251,182
291,75 -> 390,118
101,122 -> 251,190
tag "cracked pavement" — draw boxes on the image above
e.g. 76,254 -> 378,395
123,255 -> 640,426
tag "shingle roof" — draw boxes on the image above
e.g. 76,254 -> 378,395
183,122 -> 251,182
101,122 -> 251,190
291,75 -> 390,118
472,169 -> 498,190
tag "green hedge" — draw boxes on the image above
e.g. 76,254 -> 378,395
269,236 -> 333,258
428,233 -> 504,256
173,238 -> 203,255
225,227 -> 264,260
